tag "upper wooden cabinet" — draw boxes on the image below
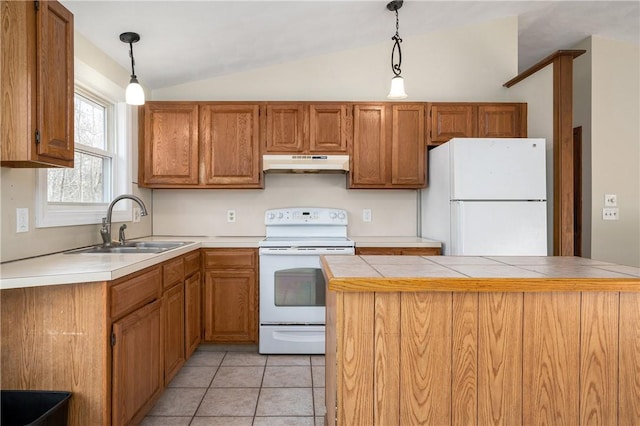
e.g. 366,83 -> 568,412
265,102 -> 350,154
1,0 -> 74,168
139,102 -> 263,188
350,103 -> 425,189
140,102 -> 199,186
427,102 -> 527,146
200,104 -> 261,187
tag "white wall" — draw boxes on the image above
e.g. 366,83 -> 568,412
589,37 -> 640,267
506,66 -> 554,253
0,33 -> 152,262
152,17 -> 520,237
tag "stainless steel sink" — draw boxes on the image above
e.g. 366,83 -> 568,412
66,241 -> 192,254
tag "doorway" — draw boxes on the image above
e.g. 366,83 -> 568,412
573,127 -> 582,256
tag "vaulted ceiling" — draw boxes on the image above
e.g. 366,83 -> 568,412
62,1 -> 640,90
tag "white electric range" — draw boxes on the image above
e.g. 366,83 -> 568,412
258,207 -> 354,354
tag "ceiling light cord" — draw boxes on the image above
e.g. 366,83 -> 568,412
391,9 -> 403,77
128,42 -> 138,81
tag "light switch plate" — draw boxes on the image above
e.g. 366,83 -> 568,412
602,207 -> 619,221
363,209 -> 372,223
604,194 -> 617,207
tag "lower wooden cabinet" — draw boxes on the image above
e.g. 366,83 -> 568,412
355,246 -> 441,256
202,249 -> 258,343
185,271 -> 202,357
163,282 -> 185,385
112,299 -> 163,426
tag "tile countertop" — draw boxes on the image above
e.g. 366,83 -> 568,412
322,255 -> 640,293
0,235 -> 442,290
0,236 -> 264,290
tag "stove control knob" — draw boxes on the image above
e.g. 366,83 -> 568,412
330,212 -> 337,219
277,212 -> 284,219
338,212 -> 346,220
267,212 -> 275,220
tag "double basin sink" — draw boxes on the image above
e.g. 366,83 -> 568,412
66,241 -> 193,254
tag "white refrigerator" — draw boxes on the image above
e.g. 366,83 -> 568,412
421,138 -> 548,256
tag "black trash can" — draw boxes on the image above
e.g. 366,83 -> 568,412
1,390 -> 72,426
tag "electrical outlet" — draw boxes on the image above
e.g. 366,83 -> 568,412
602,207 -> 619,221
133,208 -> 141,223
16,208 -> 29,233
363,209 -> 372,223
604,194 -> 617,207
227,210 -> 236,223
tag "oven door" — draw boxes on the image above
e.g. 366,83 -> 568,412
259,247 -> 353,324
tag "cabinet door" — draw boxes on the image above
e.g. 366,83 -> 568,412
391,104 -> 425,187
203,270 -> 256,343
1,0 -> 74,167
427,104 -> 476,145
112,299 -> 163,426
142,102 -> 199,186
36,0 -> 74,165
477,104 -> 526,138
350,104 -> 387,187
164,283 -> 185,386
185,272 -> 202,359
265,104 -> 305,153
309,104 -> 349,153
200,104 -> 262,187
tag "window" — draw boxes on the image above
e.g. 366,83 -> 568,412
36,85 -> 132,228
47,92 -> 112,204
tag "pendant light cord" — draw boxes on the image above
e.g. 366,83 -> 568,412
128,43 -> 137,79
391,9 -> 403,76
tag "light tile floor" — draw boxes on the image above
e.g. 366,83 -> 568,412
141,345 -> 326,426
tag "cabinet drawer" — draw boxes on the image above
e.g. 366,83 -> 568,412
184,251 -> 201,277
111,267 -> 162,320
202,249 -> 256,270
163,257 -> 185,289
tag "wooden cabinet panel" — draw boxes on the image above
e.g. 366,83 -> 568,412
391,104 -> 425,187
428,104 -> 476,145
184,250 -> 201,277
351,103 -> 426,189
355,247 -> 441,256
202,248 -> 256,270
266,103 -> 305,152
309,104 -> 349,153
203,269 -> 257,342
163,282 -> 185,385
110,267 -> 162,320
1,0 -> 74,167
141,102 -> 199,185
477,104 -> 526,138
163,256 -> 184,290
112,299 -> 163,426
427,103 -> 527,146
351,104 -> 387,187
200,104 -> 262,187
185,272 -> 202,358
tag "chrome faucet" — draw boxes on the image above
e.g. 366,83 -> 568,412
100,194 -> 148,246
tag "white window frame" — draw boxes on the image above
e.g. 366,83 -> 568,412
36,78 -> 133,228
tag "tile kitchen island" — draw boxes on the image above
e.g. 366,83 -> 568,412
321,255 -> 640,426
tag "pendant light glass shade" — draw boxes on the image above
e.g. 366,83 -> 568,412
125,77 -> 145,105
387,76 -> 407,99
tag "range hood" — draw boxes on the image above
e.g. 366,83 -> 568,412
262,155 -> 349,173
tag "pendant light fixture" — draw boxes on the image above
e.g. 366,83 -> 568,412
119,32 -> 145,105
386,0 -> 407,99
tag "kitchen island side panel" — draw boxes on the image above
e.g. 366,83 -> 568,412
327,289 -> 639,426
0,282 -> 109,426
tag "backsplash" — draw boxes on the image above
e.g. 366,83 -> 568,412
152,174 -> 419,237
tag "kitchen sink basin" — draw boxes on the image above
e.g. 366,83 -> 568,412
66,241 -> 192,254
